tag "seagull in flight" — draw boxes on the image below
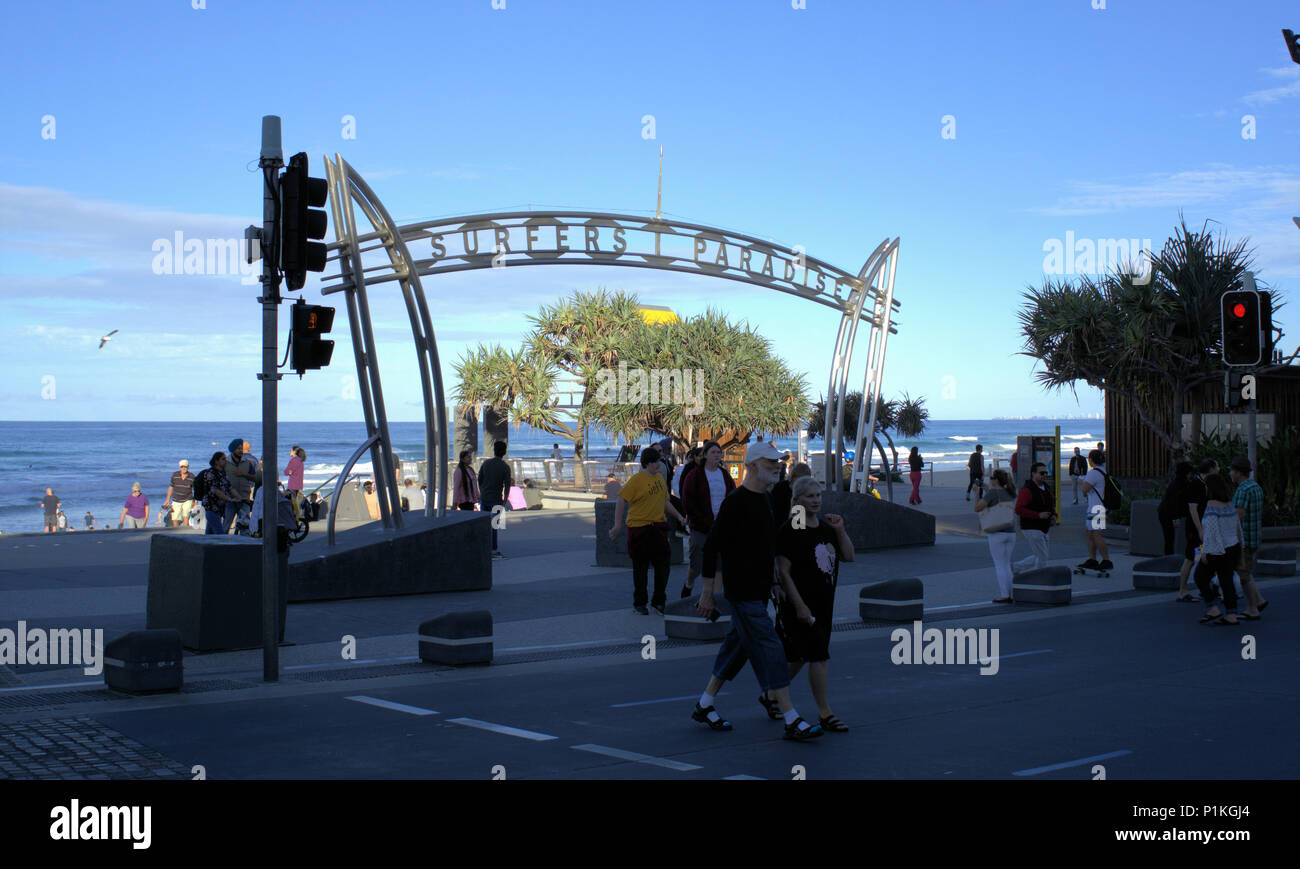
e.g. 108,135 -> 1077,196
98,329 -> 118,349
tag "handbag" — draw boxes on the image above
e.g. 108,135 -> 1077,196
979,500 -> 1016,534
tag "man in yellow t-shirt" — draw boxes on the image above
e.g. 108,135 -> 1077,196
609,446 -> 687,615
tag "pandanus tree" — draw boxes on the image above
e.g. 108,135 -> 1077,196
591,308 -> 809,454
1018,216 -> 1284,477
452,344 -> 563,453
808,392 -> 930,501
454,292 -> 809,485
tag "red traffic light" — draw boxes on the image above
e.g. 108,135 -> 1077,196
1232,303 -> 1246,319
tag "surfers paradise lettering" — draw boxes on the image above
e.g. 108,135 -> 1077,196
413,216 -> 869,310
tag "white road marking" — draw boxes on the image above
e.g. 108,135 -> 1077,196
571,743 -> 701,771
1013,749 -> 1132,777
448,717 -> 557,741
344,695 -> 439,716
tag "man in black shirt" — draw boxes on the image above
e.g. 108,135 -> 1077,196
1067,447 -> 1087,504
41,488 -> 60,533
691,442 -> 823,741
477,440 -> 513,559
965,445 -> 985,501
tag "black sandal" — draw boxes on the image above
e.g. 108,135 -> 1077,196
783,718 -> 823,741
758,694 -> 782,720
818,715 -> 849,733
691,704 -> 732,731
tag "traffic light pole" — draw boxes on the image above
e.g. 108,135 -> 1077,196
259,116 -> 283,683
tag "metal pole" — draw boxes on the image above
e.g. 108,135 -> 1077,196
259,115 -> 283,683
1054,425 -> 1061,525
1247,389 -> 1257,473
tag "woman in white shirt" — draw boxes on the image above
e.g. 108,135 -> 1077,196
1193,472 -> 1241,626
975,469 -> 1019,603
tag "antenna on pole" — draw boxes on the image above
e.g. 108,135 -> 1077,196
656,146 -> 663,222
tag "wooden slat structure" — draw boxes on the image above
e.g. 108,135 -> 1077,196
1104,366 -> 1300,480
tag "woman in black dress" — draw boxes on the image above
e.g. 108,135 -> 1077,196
772,475 -> 855,732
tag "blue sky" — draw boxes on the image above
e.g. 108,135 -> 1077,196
2,0 -> 1298,422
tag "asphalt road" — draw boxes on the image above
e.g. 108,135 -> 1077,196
85,582 -> 1298,780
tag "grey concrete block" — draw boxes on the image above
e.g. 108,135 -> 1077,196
594,499 -> 684,568
820,490 -> 935,550
146,536 -> 287,651
1012,566 -> 1071,604
1129,500 -> 1184,557
1255,545 -> 1297,577
1132,554 -> 1184,590
288,510 -> 491,601
419,610 -> 492,665
103,629 -> 183,694
858,578 -> 924,621
663,596 -> 733,641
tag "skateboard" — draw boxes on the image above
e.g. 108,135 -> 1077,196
1074,566 -> 1111,578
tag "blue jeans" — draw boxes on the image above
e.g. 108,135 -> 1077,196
204,509 -> 226,535
710,598 -> 791,692
481,498 -> 503,550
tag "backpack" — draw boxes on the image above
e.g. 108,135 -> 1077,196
193,469 -> 211,502
1098,469 -> 1122,510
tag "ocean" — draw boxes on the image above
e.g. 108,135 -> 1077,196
0,419 -> 1102,534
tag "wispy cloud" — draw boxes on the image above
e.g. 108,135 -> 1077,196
1243,65 -> 1300,105
1031,165 -> 1300,278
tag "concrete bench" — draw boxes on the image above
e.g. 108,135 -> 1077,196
104,629 -> 183,694
663,596 -> 733,641
821,491 -> 935,550
1012,566 -> 1071,605
1129,500 -> 1186,557
1132,555 -> 1184,590
858,578 -> 923,622
146,535 -> 287,651
1255,545 -> 1297,577
419,611 -> 493,665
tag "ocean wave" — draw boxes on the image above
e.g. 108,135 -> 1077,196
948,436 -> 979,441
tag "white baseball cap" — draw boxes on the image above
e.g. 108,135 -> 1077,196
744,441 -> 787,464
179,459 -> 189,467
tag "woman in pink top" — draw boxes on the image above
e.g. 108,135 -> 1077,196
453,450 -> 480,511
284,446 -> 305,493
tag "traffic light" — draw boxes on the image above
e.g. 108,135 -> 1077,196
280,152 -> 328,291
1285,29 -> 1300,65
1221,290 -> 1263,366
1225,370 -> 1244,409
291,300 -> 335,372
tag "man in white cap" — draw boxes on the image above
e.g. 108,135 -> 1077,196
691,441 -> 823,741
165,460 -> 196,530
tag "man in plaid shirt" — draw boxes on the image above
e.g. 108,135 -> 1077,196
1229,456 -> 1268,619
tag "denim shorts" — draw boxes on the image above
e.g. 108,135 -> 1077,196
710,598 -> 791,692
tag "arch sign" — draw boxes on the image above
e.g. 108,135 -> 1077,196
317,155 -> 901,541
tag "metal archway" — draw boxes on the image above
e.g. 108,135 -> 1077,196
320,155 -> 900,539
